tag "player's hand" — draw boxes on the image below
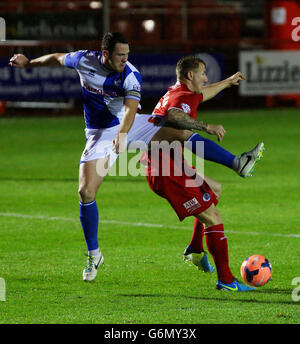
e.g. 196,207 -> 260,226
9,54 -> 30,68
112,132 -> 127,154
112,134 -> 120,154
206,124 -> 226,142
226,72 -> 246,87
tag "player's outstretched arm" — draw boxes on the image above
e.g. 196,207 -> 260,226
165,108 -> 226,141
9,53 -> 67,68
202,72 -> 246,102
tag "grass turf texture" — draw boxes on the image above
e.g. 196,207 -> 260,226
0,108 -> 300,324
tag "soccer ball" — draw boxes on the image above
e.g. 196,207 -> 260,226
240,255 -> 272,287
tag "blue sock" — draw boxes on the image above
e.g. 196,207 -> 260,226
79,200 -> 99,252
187,133 -> 236,169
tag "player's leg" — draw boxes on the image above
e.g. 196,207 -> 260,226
186,133 -> 264,178
183,175 -> 221,272
186,218 -> 205,253
78,157 -> 108,281
183,218 -> 215,273
79,158 -> 108,203
150,126 -> 264,177
151,126 -> 238,169
78,125 -> 119,281
195,205 -> 254,291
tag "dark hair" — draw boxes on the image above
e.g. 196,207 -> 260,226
101,32 -> 129,54
176,55 -> 206,80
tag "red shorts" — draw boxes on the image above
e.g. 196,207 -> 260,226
141,150 -> 218,221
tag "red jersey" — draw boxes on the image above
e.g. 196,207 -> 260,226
153,81 -> 203,119
141,81 -> 212,221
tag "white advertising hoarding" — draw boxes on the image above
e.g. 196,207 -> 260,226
239,50 -> 300,96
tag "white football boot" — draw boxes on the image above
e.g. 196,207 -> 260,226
237,142 -> 265,178
83,253 -> 104,282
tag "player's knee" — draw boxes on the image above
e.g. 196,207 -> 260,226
151,127 -> 193,143
204,213 -> 222,228
78,185 -> 96,203
166,128 -> 193,142
197,205 -> 222,228
178,129 -> 194,142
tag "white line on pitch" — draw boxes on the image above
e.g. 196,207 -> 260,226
0,212 -> 299,238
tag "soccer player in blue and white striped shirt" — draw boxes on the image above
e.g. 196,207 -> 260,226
9,32 -> 165,281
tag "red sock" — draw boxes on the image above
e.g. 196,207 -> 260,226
204,224 -> 234,284
189,218 -> 204,252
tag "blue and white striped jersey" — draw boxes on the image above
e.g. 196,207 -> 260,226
63,50 -> 142,129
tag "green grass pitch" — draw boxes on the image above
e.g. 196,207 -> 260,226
0,108 -> 300,324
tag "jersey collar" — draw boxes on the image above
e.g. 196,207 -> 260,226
178,81 -> 192,92
171,81 -> 193,93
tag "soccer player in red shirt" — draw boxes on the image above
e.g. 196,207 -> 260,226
149,56 -> 264,178
142,56 -> 261,291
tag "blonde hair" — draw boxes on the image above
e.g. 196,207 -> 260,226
176,55 -> 206,81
